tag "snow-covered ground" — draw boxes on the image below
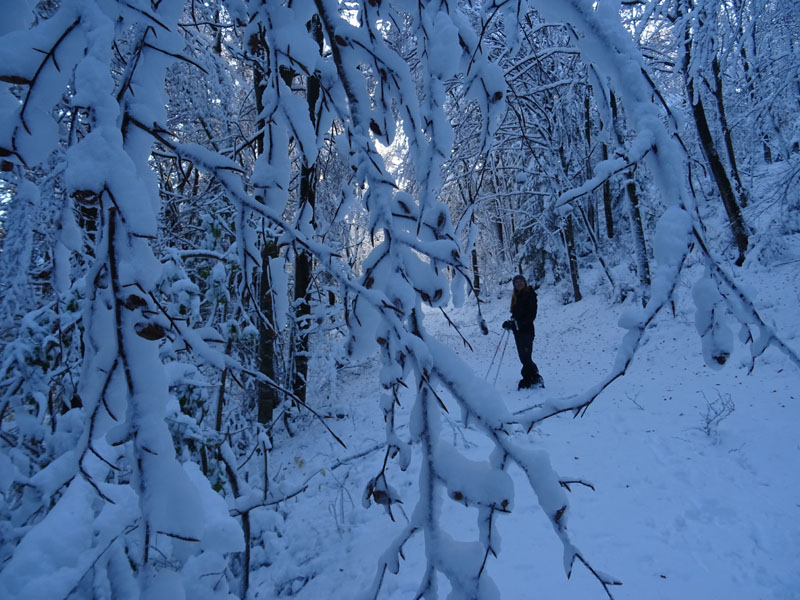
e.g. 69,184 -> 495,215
253,258 -> 800,600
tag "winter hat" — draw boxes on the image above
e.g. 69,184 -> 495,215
512,274 -> 526,285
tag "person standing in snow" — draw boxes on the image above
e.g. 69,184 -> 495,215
502,274 -> 544,389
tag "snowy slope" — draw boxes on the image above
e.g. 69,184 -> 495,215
253,259 -> 800,600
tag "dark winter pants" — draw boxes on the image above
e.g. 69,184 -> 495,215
513,331 -> 540,384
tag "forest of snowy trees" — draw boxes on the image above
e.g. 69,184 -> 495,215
0,0 -> 799,598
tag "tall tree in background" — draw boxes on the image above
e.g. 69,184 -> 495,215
679,0 -> 750,266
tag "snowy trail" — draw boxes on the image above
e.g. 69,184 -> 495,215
259,273 -> 800,600
482,291 -> 799,599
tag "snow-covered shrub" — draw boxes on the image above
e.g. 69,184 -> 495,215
697,391 -> 736,442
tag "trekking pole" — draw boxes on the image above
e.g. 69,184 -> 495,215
492,330 -> 511,386
485,329 -> 508,380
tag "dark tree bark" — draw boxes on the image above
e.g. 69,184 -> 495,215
687,88 -> 748,265
258,239 -> 279,424
496,218 -> 506,262
581,89 -> 616,288
681,6 -> 749,266
625,176 -> 651,305
584,95 -> 597,233
253,61 -> 280,424
564,214 -> 582,302
292,16 -> 323,404
471,248 -> 481,297
602,144 -> 614,239
292,210 -> 312,404
711,56 -> 748,208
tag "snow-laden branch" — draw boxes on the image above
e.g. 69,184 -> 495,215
1,3 -> 243,597
360,307 -> 621,598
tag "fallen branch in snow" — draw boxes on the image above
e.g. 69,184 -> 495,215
572,552 -> 624,600
559,479 -> 596,492
330,442 -> 387,471
232,443 -> 391,518
229,470 -> 320,517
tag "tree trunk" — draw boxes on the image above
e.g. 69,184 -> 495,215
293,215 -> 312,404
738,26 -> 773,163
609,92 -> 649,303
253,61 -> 280,423
258,240 -> 279,423
583,95 -> 597,233
602,144 -> 614,239
292,16 -> 323,404
471,248 -> 481,298
687,90 -> 748,265
711,56 -> 748,208
564,214 -> 582,302
495,217 -> 506,262
625,176 -> 651,305
577,204 -> 615,289
682,17 -> 749,266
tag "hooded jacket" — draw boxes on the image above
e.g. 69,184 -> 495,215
510,286 -> 537,334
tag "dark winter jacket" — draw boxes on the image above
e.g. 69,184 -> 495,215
510,287 -> 537,334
